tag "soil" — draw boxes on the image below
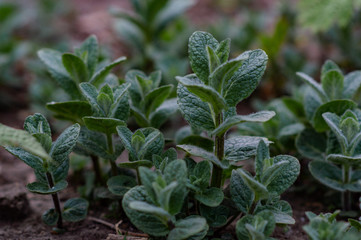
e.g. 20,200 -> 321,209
0,0 -> 335,239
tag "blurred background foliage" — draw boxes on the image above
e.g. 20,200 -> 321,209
2,0 -> 361,126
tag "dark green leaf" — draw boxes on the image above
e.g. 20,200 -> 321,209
83,117 -> 125,135
195,187 -> 224,207
230,169 -> 254,213
89,56 -> 126,87
107,175 -> 137,196
62,53 -> 88,83
179,135 -> 214,152
46,101 -> 92,124
168,216 -> 208,240
26,180 -> 68,194
296,128 -> 327,161
321,70 -> 344,100
224,136 -> 270,162
62,198 -> 89,222
144,85 -> 173,117
309,161 -> 344,191
42,208 -> 59,226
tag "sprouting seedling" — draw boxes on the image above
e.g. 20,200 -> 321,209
125,70 -> 178,128
308,110 -> 361,211
122,159 -> 209,239
231,140 -> 300,239
176,31 -> 275,188
0,114 -> 88,231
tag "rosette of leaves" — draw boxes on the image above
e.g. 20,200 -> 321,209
308,110 -> 361,210
125,70 -> 177,128
176,31 -> 275,188
112,0 -> 195,83
106,126 -> 165,198
122,159 -> 208,239
0,114 -> 88,231
38,35 -> 126,101
303,211 -> 360,240
77,82 -> 131,176
231,140 -> 300,239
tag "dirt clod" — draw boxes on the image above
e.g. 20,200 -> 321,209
0,183 -> 31,220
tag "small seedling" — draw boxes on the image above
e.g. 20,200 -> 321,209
0,114 -> 88,231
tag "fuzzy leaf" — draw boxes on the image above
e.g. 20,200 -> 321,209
188,31 -> 219,84
297,72 -> 327,102
89,56 -> 126,87
46,101 -> 92,124
309,161 -> 344,191
38,49 -> 81,99
195,187 -> 224,207
199,205 -> 229,227
255,140 -> 270,181
230,169 -> 254,213
343,71 -> 361,101
212,111 -> 275,136
62,53 -> 88,83
177,76 -> 227,114
177,77 -> 215,131
79,82 -> 102,115
62,198 -> 89,222
179,135 -> 214,152
117,126 -> 137,160
137,128 -> 164,161
107,175 -> 137,196
24,113 -> 51,136
149,98 -> 178,128
237,169 -> 269,201
224,136 -> 270,162
167,216 -> 208,240
26,180 -> 68,194
79,35 -> 98,76
0,124 -> 50,161
327,154 -> 361,167
5,147 -> 44,171
123,186 -> 169,236
177,144 -> 227,169
222,49 -> 268,106
296,128 -> 327,161
313,100 -> 356,132
83,117 -> 125,135
143,85 -> 173,117
321,70 -> 344,100
42,208 -> 59,226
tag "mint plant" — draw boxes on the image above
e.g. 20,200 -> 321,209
0,114 -> 88,231
303,211 -> 360,240
232,140 -> 300,239
125,70 -> 177,128
177,31 -> 275,188
309,110 -> 361,210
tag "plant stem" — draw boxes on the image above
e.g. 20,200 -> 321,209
90,155 -> 103,184
46,172 -> 63,229
136,167 -> 142,185
106,134 -> 118,176
211,113 -> 224,188
342,165 -> 352,211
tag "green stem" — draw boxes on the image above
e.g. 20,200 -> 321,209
106,134 -> 117,176
342,165 -> 352,211
90,155 -> 103,185
211,113 -> 224,188
46,172 -> 63,229
136,167 -> 142,185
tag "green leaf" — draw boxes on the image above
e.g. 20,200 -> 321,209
129,201 -> 172,219
62,198 -> 89,222
163,160 -> 188,215
264,155 -> 300,195
138,167 -> 158,202
0,123 -> 51,161
195,187 -> 224,207
123,186 -> 169,236
327,154 -> 361,167
209,56 -> 245,92
137,128 -> 164,161
313,100 -> 356,132
24,113 -> 51,136
5,147 -> 44,171
46,101 -> 92,124
321,70 -> 344,100
282,97 -> 305,120
177,76 -> 227,114
191,160 -> 212,189
107,175 -> 137,196
237,169 -> 269,201
321,60 -> 341,77
216,38 -> 231,63
38,49 -> 81,99
89,56 -> 126,87
296,128 -> 327,161
49,124 -> 80,172
188,31 -> 219,84
199,205 -> 229,227
297,72 -> 328,102
303,87 -> 323,121
144,85 -> 173,117
109,83 -> 131,120
177,144 -> 227,169
118,160 -> 153,169
83,117 -> 125,135
206,45 -> 221,73
167,216 -> 208,240
177,76 -> 215,131
212,111 -> 275,136
343,71 -> 361,101
230,169 -> 254,213
222,49 -> 268,106
224,136 -> 270,162
62,53 -> 88,83
309,161 -> 344,191
235,215 -> 253,240
179,135 -> 214,152
255,140 -> 270,181
322,112 -> 348,152
26,180 -> 68,194
79,35 -> 98,76
117,126 -> 137,160
79,82 -> 102,115
149,98 -> 178,128
42,208 -> 59,226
